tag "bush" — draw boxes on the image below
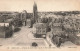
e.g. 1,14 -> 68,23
5,30 -> 13,38
32,42 -> 38,47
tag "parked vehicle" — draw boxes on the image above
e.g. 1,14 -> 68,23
32,42 -> 38,47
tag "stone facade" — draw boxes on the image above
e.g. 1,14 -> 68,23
0,22 -> 13,38
51,22 -> 63,36
20,10 -> 27,26
26,19 -> 32,28
33,2 -> 38,23
34,23 -> 48,38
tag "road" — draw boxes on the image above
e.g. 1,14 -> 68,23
0,26 -> 49,47
0,26 -> 77,47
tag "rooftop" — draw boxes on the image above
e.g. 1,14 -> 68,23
34,23 -> 47,28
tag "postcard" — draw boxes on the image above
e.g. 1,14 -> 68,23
0,0 -> 80,51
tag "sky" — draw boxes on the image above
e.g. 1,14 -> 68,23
0,0 -> 80,12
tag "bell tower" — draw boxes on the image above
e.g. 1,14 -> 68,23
33,2 -> 38,23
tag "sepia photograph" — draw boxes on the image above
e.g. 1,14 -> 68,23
0,0 -> 80,51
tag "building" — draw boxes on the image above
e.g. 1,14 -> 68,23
12,12 -> 22,27
33,2 -> 38,23
20,10 -> 27,26
34,23 -> 48,38
0,14 -> 14,38
0,11 -> 22,27
0,21 -> 13,38
51,22 -> 63,36
75,23 -> 80,34
26,19 -> 32,28
37,17 -> 42,23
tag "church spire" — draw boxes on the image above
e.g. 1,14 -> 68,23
34,1 -> 36,6
33,1 -> 37,11
33,1 -> 38,23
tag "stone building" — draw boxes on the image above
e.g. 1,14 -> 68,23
33,2 -> 38,23
20,10 -> 27,26
0,21 -> 13,38
51,22 -> 63,36
26,19 -> 32,28
75,23 -> 80,34
34,23 -> 48,38
0,12 -> 14,38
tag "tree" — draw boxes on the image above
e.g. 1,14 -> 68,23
41,17 -> 48,23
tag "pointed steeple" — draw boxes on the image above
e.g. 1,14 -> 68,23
33,1 -> 37,11
34,1 -> 36,6
33,1 -> 38,23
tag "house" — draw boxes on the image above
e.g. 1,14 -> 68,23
0,22 -> 13,38
37,17 -> 42,23
0,17 -> 14,38
75,23 -> 80,33
26,19 -> 32,28
51,22 -> 63,36
34,23 -> 48,38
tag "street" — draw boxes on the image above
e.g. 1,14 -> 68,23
0,26 -> 49,47
0,26 -> 77,47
